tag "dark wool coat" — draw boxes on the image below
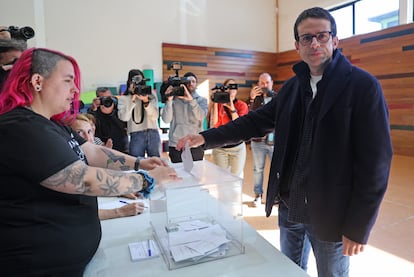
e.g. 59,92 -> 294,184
202,49 -> 393,244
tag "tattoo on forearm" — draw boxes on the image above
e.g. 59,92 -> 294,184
95,169 -> 142,196
96,169 -> 121,196
100,148 -> 131,170
126,174 -> 143,193
40,161 -> 144,197
41,161 -> 90,193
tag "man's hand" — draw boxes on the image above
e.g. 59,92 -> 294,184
342,235 -> 365,256
0,26 -> 11,39
249,86 -> 262,100
176,134 -> 205,151
91,97 -> 100,111
178,85 -> 193,101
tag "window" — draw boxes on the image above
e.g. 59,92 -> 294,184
330,0 -> 400,39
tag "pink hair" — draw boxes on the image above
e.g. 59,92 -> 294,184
0,47 -> 81,125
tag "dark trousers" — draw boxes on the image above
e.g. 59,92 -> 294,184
168,146 -> 204,163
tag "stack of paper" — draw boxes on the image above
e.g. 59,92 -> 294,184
167,221 -> 230,262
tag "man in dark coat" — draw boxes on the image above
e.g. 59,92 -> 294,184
176,7 -> 393,277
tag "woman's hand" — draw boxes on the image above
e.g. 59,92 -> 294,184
223,103 -> 234,110
117,202 -> 145,216
148,165 -> 181,185
120,192 -> 142,199
140,157 -> 169,170
165,86 -> 174,102
137,94 -> 150,102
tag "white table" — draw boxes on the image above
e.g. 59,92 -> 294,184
84,199 -> 309,277
84,161 -> 308,277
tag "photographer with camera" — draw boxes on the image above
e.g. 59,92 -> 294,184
0,25 -> 34,90
209,79 -> 248,177
161,69 -> 208,163
87,87 -> 128,152
248,72 -> 277,207
118,69 -> 161,158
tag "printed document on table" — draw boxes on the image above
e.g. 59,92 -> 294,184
128,239 -> 159,261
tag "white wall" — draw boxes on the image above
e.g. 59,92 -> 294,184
2,0 -> 411,90
1,0 -> 277,91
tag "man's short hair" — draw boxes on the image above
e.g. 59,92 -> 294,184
96,86 -> 110,96
0,38 -> 27,53
293,7 -> 337,42
183,72 -> 197,82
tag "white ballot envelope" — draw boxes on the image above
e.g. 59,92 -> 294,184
181,142 -> 194,172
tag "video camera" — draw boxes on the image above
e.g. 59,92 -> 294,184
131,75 -> 152,96
211,83 -> 237,103
7,26 -> 35,41
160,62 -> 190,102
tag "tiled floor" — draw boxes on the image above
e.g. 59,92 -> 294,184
206,145 -> 414,276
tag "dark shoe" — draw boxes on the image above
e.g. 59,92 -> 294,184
252,194 -> 262,207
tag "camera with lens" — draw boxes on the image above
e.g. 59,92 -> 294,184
99,96 -> 116,108
211,83 -> 237,103
131,75 -> 152,96
160,62 -> 190,102
7,26 -> 35,41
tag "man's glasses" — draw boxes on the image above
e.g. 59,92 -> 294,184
298,31 -> 332,46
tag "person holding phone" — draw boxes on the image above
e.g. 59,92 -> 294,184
247,73 -> 276,207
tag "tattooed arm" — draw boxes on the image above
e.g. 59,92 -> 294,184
40,160 -> 181,196
40,160 -> 143,196
80,141 -> 135,170
80,141 -> 168,171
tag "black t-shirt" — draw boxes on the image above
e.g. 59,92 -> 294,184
0,107 -> 101,275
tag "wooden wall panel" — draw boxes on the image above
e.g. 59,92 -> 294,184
391,130 -> 414,155
162,43 -> 278,101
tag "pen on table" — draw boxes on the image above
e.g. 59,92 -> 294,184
118,200 -> 149,208
147,239 -> 152,257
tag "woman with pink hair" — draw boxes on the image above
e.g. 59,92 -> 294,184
0,48 -> 180,276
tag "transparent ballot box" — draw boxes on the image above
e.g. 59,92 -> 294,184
150,160 -> 245,270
